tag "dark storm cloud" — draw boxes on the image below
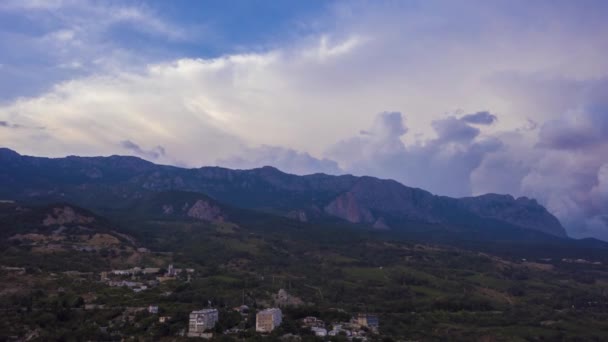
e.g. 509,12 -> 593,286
0,120 -> 21,128
432,117 -> 480,142
0,120 -> 44,129
461,111 -> 497,125
120,140 -> 166,160
538,105 -> 608,150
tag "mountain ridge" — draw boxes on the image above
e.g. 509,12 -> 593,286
0,148 -> 567,238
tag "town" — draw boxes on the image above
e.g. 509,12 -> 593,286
82,264 -> 382,340
187,307 -> 379,340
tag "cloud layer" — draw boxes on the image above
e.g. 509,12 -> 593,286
218,145 -> 341,175
326,111 -> 502,197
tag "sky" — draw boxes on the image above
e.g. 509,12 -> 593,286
1,0 -> 608,240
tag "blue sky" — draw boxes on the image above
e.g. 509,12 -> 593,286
1,0 -> 608,240
0,0 -> 332,100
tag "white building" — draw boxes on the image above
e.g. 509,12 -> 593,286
357,313 -> 379,331
167,264 -> 175,277
188,309 -> 219,337
256,308 -> 282,333
311,327 -> 328,337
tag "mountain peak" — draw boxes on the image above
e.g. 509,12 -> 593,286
257,165 -> 283,173
0,147 -> 20,159
460,194 -> 567,237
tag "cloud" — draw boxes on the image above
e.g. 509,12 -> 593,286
330,101 -> 608,241
470,78 -> 608,240
217,145 -> 341,175
119,140 -> 166,160
327,111 -> 501,196
432,117 -> 481,142
0,0 -> 188,40
0,0 -> 67,11
461,111 -> 497,125
0,120 -> 45,130
0,0 -> 195,100
360,111 -> 407,138
0,35 -> 375,164
538,105 -> 608,150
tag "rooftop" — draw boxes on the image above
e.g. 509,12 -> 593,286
191,309 -> 218,314
258,308 -> 281,314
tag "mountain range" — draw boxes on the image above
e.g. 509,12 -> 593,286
3,148 -> 608,340
0,147 -> 568,240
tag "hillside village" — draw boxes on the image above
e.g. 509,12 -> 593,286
2,200 -> 608,340
2,246 -> 382,341
98,263 -> 381,340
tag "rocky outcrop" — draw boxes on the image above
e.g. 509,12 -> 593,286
373,217 -> 390,230
43,206 -> 95,226
273,288 -> 304,307
187,200 -> 225,223
2,202 -> 136,254
325,192 -> 374,224
322,179 -> 567,237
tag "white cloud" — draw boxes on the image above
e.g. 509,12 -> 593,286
0,0 -> 187,41
218,145 -> 341,175
47,29 -> 76,42
0,0 -> 198,101
327,112 -> 502,197
0,0 -> 67,10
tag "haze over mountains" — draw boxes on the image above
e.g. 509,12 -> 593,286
0,148 -> 570,240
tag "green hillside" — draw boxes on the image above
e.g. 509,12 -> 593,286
2,195 -> 608,340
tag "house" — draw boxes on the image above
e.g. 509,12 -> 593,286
159,316 -> 172,323
111,269 -> 131,275
301,316 -> 325,328
108,280 -> 149,292
143,267 -> 160,274
167,264 -> 175,276
188,309 -> 219,337
329,326 -> 353,337
256,308 -> 282,333
357,313 -> 379,331
132,285 -> 148,293
166,264 -> 184,277
148,305 -> 159,314
311,327 -> 328,337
